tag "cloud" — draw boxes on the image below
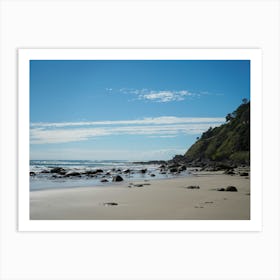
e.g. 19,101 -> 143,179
31,116 -> 225,128
118,88 -> 224,103
119,88 -> 207,103
30,116 -> 225,144
140,90 -> 194,102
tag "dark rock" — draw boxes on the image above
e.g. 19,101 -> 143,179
30,172 -> 36,176
112,175 -> 124,182
140,169 -> 147,174
134,184 -> 144,187
103,202 -> 118,206
226,186 -> 238,192
40,170 -> 50,174
186,185 -> 200,189
50,167 -> 65,174
150,174 -> 156,177
179,165 -> 187,171
169,167 -> 178,173
123,169 -> 130,173
240,172 -> 249,176
95,169 -> 103,173
160,171 -> 167,174
224,170 -> 235,175
100,179 -> 108,183
65,172 -> 81,177
217,188 -> 225,191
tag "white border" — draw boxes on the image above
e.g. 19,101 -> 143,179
18,49 -> 262,232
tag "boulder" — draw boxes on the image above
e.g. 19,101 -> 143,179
217,188 -> 225,191
224,170 -> 235,175
240,172 -> 249,176
123,169 -> 130,173
50,167 -> 65,174
40,170 -> 50,174
100,179 -> 108,183
95,169 -> 103,173
140,169 -> 147,174
112,175 -> 124,182
169,167 -> 178,173
179,165 -> 187,171
65,172 -> 81,177
226,186 -> 238,192
186,185 -> 200,189
150,174 -> 156,177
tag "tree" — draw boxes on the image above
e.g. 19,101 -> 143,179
242,98 -> 248,104
226,113 -> 233,122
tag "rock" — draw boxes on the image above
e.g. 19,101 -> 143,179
150,174 -> 156,177
169,167 -> 178,173
30,172 -> 36,176
103,202 -> 118,206
50,167 -> 65,174
100,179 -> 108,183
217,188 -> 225,191
65,172 -> 81,177
40,170 -> 50,174
224,170 -> 235,175
160,171 -> 167,174
112,175 -> 124,182
140,169 -> 147,174
240,172 -> 249,176
95,169 -> 103,173
123,169 -> 130,173
134,184 -> 144,187
226,186 -> 238,192
186,185 -> 200,189
179,165 -> 187,171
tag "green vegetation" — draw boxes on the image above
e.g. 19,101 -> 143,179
184,100 -> 250,165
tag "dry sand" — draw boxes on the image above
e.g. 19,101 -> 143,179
30,171 -> 250,220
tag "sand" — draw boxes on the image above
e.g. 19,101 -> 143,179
30,171 -> 250,220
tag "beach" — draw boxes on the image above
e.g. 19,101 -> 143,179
30,170 -> 250,220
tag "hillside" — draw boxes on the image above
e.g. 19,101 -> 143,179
183,100 -> 250,166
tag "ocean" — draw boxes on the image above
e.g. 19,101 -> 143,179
30,160 -> 190,191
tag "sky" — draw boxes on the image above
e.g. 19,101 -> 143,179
30,60 -> 250,160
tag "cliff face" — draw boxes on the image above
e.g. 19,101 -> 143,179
184,101 -> 250,165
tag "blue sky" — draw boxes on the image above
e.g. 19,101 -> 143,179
30,60 -> 250,160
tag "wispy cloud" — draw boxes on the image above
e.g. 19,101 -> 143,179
30,116 -> 224,144
117,88 -> 222,103
30,116 -> 225,128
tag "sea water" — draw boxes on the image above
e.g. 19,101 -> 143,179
30,160 -> 190,191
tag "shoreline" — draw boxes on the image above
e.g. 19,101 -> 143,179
30,170 -> 250,220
